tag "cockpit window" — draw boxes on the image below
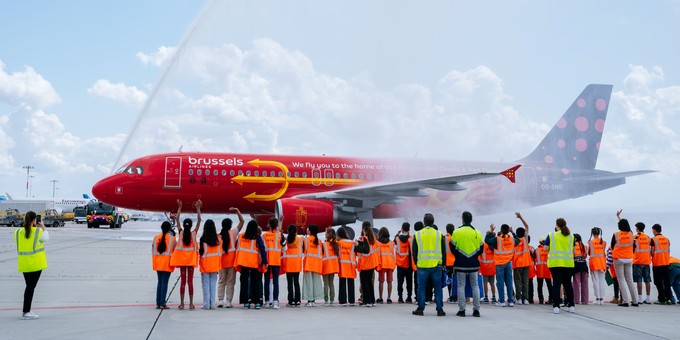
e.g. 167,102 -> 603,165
135,166 -> 143,175
115,162 -> 132,174
125,167 -> 134,174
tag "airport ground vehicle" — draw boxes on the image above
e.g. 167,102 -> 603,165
0,209 -> 24,227
86,201 -> 124,228
40,209 -> 68,228
74,206 -> 87,224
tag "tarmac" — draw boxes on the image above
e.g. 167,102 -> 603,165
1,221 -> 678,340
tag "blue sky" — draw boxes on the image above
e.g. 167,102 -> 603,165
1,0 -> 679,219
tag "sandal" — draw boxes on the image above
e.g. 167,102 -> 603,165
178,304 -> 185,310
189,304 -> 195,310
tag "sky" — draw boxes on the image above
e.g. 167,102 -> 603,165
1,1 -> 680,231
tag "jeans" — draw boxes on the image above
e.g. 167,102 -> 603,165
156,271 -> 171,307
417,267 -> 443,311
669,267 -> 680,303
240,267 -> 262,305
264,265 -> 280,303
201,272 -> 218,309
397,266 -> 413,299
457,271 -> 480,311
495,262 -> 514,303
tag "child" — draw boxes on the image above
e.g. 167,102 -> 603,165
535,239 -> 553,304
356,221 -> 379,307
479,241 -> 497,304
235,220 -> 268,309
445,224 -> 456,303
337,227 -> 357,306
302,225 -> 324,306
573,233 -> 589,304
394,222 -> 414,304
216,207 -> 244,308
322,228 -> 340,306
513,212 -> 532,304
588,227 -> 607,305
282,225 -> 302,307
199,219 -> 222,309
152,221 -> 175,309
170,199 -> 202,310
377,227 -> 396,304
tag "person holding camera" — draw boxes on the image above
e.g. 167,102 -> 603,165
15,211 -> 49,320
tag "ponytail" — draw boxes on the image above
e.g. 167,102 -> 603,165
23,211 -> 37,239
157,221 -> 172,253
220,218 -> 233,253
556,218 -> 570,236
182,218 -> 193,246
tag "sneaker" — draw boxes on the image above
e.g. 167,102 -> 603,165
405,297 -> 413,304
243,303 -> 250,309
295,301 -> 301,307
456,310 -> 466,317
491,297 -> 498,304
254,304 -> 261,310
482,297 -> 489,304
387,299 -> 393,304
273,301 -> 280,310
631,303 -> 639,307
472,310 -> 480,317
226,302 -> 233,308
618,303 -> 629,307
322,301 -> 329,307
643,299 -> 651,304
217,299 -> 225,308
553,307 -> 560,314
610,298 -> 620,304
437,309 -> 446,316
287,303 -> 295,308
398,297 -> 404,304
654,301 -> 665,305
666,301 -> 674,305
523,299 -> 529,305
264,302 -> 273,309
305,301 -> 314,307
376,298 -> 384,304
21,312 -> 39,320
508,302 -> 515,307
412,309 -> 424,316
495,302 -> 505,307
568,306 -> 575,313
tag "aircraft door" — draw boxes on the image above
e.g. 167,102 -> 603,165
164,157 -> 182,188
324,169 -> 334,186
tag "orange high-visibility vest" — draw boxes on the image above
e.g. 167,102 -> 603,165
479,243 -> 496,276
513,237 -> 532,268
304,236 -> 324,274
235,236 -> 260,271
651,235 -> 671,266
219,229 -> 238,268
574,242 -> 587,258
669,257 -> 679,265
633,233 -> 651,265
338,239 -> 357,279
528,246 -> 536,279
152,233 -> 175,272
378,240 -> 397,271
395,236 -> 411,268
282,236 -> 303,273
495,235 -> 515,265
263,231 -> 283,266
358,238 -> 380,271
445,235 -> 455,267
322,241 -> 340,275
170,231 -> 198,268
200,241 -> 223,273
587,238 -> 607,271
613,231 -> 634,260
535,245 -> 552,279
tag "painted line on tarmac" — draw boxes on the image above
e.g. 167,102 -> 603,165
146,274 -> 181,340
0,303 -> 157,311
575,311 -> 669,339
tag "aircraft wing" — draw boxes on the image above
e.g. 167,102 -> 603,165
294,165 -> 520,209
563,170 -> 657,181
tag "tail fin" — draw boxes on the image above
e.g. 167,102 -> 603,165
519,84 -> 613,170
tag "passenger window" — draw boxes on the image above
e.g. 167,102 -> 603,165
359,174 -> 364,179
351,173 -> 356,179
125,167 -> 134,174
343,173 -> 348,179
374,174 -> 380,180
294,172 -> 299,178
367,174 -> 372,180
188,169 -> 194,176
238,170 -> 243,176
246,170 -> 251,176
197,169 -> 202,176
270,171 -> 275,177
222,170 -> 227,176
254,171 -> 259,177
286,172 -> 291,177
278,171 -> 283,177
230,170 -> 235,176
302,172 -> 307,178
336,173 -> 340,179
213,169 -> 218,176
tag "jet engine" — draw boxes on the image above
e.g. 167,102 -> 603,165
275,198 -> 356,233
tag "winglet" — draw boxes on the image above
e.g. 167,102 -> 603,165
500,165 -> 521,183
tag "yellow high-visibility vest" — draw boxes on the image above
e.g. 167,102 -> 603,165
15,227 -> 47,272
415,227 -> 443,268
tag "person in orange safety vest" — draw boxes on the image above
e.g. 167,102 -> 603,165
199,219 -> 222,310
170,199 -> 202,310
152,221 -> 175,309
394,222 -> 414,304
377,227 -> 396,304
651,224 -> 672,304
216,207 -> 244,309
322,227 -> 340,306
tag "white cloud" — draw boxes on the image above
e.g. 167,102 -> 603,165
136,46 -> 177,67
87,79 -> 148,107
0,60 -> 61,110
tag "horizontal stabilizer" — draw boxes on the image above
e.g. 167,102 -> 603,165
563,170 -> 657,181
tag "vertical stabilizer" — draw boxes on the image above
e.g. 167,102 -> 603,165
519,84 -> 613,170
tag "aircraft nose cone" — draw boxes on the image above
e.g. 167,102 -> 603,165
92,177 -> 114,202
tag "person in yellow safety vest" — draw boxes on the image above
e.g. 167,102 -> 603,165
513,212 -> 532,305
15,211 -> 48,320
170,199 -> 202,310
376,227 -> 397,304
263,216 -> 284,309
152,221 -> 175,310
199,219 -> 223,309
484,223 -> 520,307
216,207 -> 244,309
650,224 -> 672,304
611,212 -> 638,307
394,222 -> 414,304
411,213 -> 446,317
544,217 -> 575,314
450,211 -> 484,317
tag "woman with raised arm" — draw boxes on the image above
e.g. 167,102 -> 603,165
170,199 -> 202,310
216,207 -> 244,308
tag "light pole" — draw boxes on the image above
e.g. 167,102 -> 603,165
29,175 -> 35,197
50,179 -> 59,198
22,165 -> 34,197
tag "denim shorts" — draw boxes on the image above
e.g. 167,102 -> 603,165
633,264 -> 651,282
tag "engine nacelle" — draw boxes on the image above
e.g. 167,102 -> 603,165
275,198 -> 356,233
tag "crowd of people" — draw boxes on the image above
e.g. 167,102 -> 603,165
149,201 -> 680,317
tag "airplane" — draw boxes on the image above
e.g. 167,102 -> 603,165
2,192 -> 95,213
92,84 -> 654,232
